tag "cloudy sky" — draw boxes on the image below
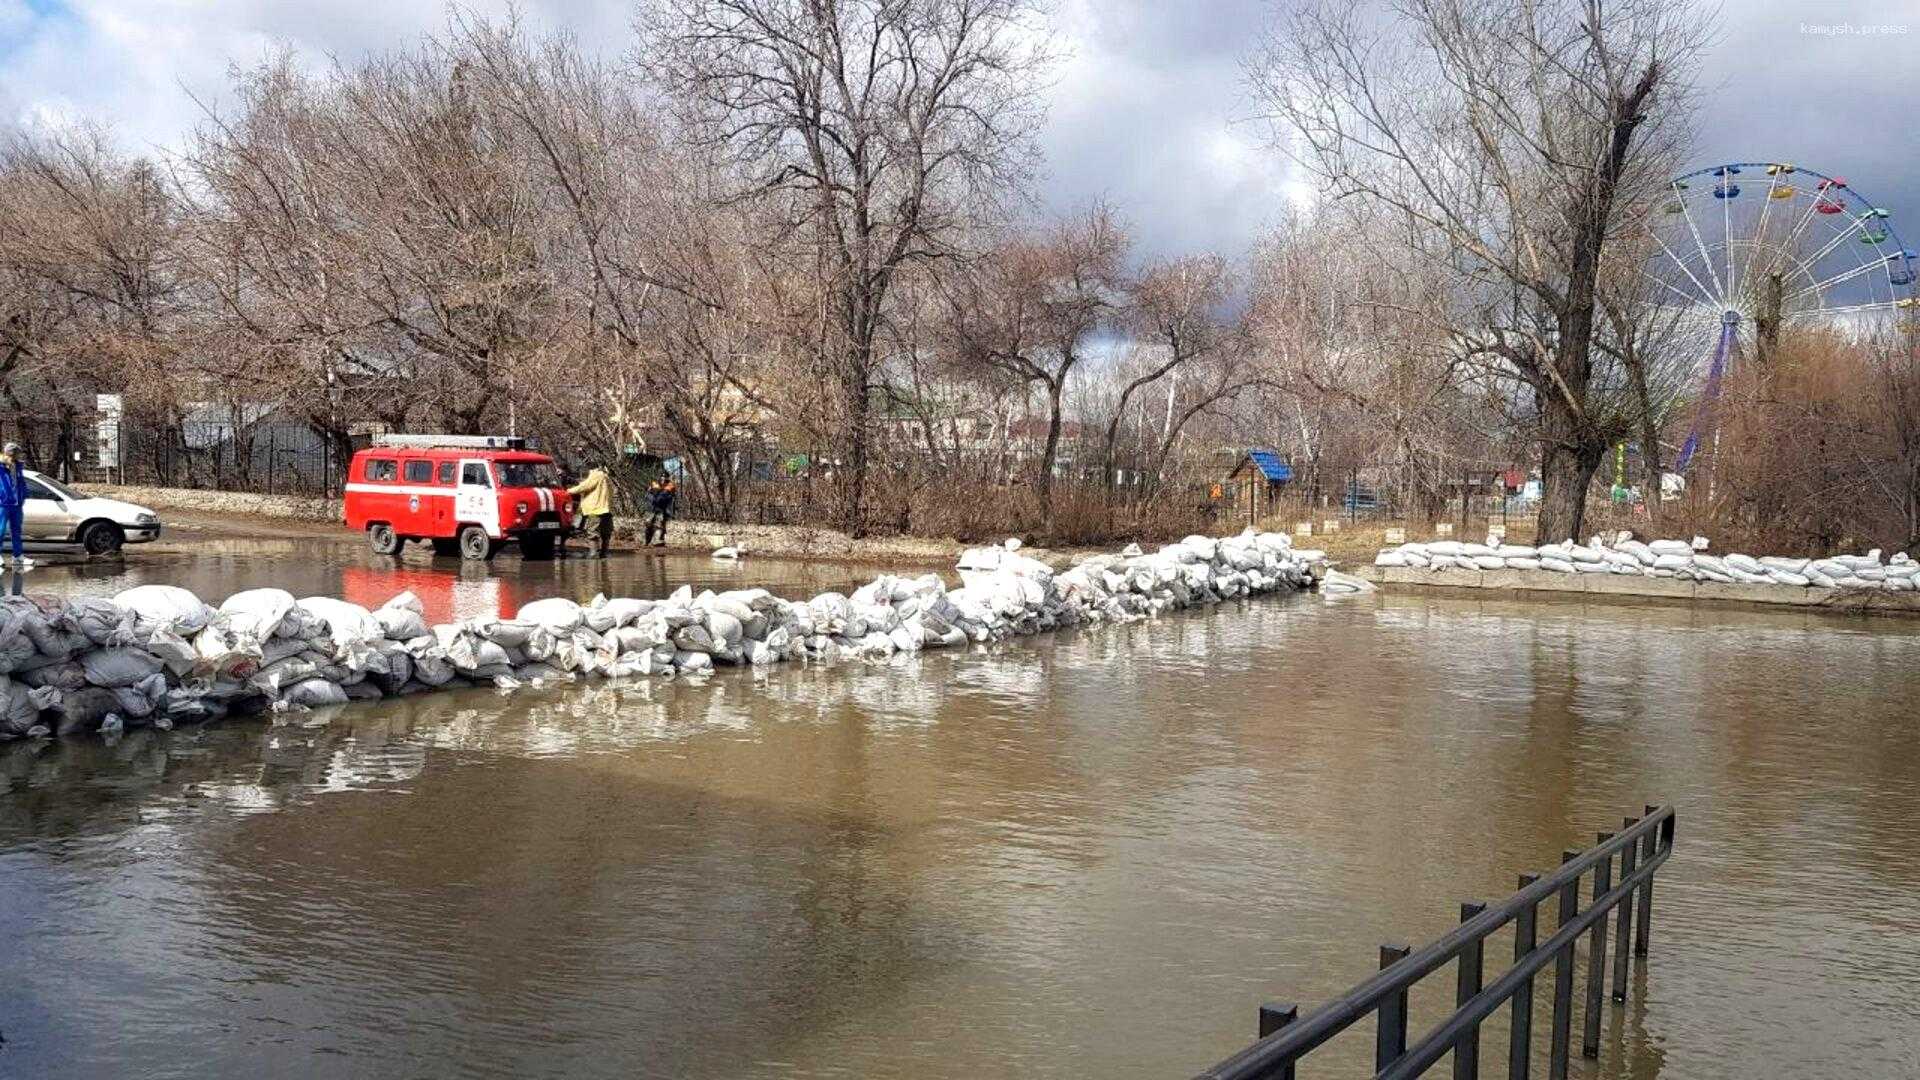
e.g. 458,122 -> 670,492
2,0 -> 1916,264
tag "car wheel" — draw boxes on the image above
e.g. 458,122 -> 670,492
458,525 -> 495,561
367,523 -> 400,556
78,520 -> 124,557
431,538 -> 461,558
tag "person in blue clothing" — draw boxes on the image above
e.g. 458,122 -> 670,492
0,443 -> 26,570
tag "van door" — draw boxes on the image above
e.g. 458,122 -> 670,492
435,460 -> 456,533
455,459 -> 499,537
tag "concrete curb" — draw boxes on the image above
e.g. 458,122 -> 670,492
1351,565 -> 1920,616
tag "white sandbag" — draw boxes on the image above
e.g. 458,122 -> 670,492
1725,554 -> 1763,575
1566,545 -> 1602,564
373,593 -> 430,640
145,628 -> 200,677
1374,551 -> 1408,567
1573,560 -> 1612,574
114,585 -> 214,638
1496,545 -> 1538,559
445,633 -> 510,674
296,597 -> 384,652
1616,541 -> 1656,566
673,650 -> 714,673
1767,570 -> 1811,587
1427,540 -> 1465,557
1759,557 -> 1811,574
517,598 -> 584,633
1648,540 -> 1693,557
1653,554 -> 1691,571
219,588 -> 298,640
1506,557 -> 1542,571
1472,556 -> 1506,570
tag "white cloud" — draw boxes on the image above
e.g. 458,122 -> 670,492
0,0 -> 630,152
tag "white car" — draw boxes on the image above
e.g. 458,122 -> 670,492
19,470 -> 162,555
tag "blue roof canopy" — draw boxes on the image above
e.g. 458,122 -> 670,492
1246,449 -> 1293,482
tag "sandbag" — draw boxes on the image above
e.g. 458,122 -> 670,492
110,672 -> 168,719
296,597 -> 384,653
66,598 -> 138,647
0,677 -> 50,737
375,593 -> 430,640
517,598 -> 584,633
54,687 -> 120,736
219,589 -> 298,640
21,660 -> 87,691
113,585 -> 214,638
146,628 -> 200,677
79,648 -> 165,689
282,678 -> 349,709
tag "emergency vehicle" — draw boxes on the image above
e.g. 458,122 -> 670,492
344,435 -> 574,560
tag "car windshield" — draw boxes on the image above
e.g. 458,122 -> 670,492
495,461 -> 562,488
29,473 -> 80,500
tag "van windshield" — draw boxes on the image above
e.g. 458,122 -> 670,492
496,462 -> 562,488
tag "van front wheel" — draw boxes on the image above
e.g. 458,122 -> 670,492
367,523 -> 400,556
458,525 -> 495,561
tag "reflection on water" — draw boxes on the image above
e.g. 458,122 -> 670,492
26,539 -> 883,622
3,573 -> 1920,1079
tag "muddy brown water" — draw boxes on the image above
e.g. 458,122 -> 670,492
3,541 -> 1920,1078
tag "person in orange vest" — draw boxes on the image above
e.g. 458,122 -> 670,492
643,475 -> 678,547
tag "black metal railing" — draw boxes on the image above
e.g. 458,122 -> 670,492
1194,804 -> 1676,1080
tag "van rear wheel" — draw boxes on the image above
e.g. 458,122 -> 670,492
458,525 -> 495,561
367,523 -> 400,556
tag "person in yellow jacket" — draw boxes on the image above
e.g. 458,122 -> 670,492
568,463 -> 614,558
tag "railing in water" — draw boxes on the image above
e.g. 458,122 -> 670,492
1194,804 -> 1677,1079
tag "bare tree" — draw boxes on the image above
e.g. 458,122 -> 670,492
1101,253 -> 1234,490
1251,0 -> 1708,540
944,206 -> 1125,524
637,0 -> 1052,533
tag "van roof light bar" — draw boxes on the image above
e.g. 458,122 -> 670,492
370,434 -> 528,450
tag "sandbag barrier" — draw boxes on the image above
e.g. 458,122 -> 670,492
1374,534 -> 1919,591
0,531 -> 1326,740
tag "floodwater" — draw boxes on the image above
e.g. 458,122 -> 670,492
3,542 -> 1920,1079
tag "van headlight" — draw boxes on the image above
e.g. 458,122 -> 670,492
135,512 -> 159,525
516,501 -> 529,517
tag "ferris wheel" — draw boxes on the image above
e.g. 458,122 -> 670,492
1644,162 -> 1919,470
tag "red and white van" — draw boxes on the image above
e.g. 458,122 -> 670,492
344,435 -> 574,560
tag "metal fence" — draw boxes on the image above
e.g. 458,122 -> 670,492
1193,805 -> 1676,1080
3,415 -> 342,497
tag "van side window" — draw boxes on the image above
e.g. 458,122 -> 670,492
365,458 -> 398,481
438,461 -> 456,484
460,463 -> 491,487
403,460 -> 432,483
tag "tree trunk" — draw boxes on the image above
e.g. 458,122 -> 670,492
1037,378 -> 1064,530
1536,418 -> 1607,543
841,347 -> 871,538
1625,349 -> 1665,524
